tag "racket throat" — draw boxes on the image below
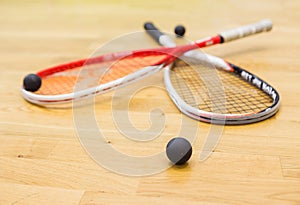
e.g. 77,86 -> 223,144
195,35 -> 222,47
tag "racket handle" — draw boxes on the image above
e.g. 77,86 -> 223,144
144,22 -> 176,47
219,19 -> 272,42
144,22 -> 164,42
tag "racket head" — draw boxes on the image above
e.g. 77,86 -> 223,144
21,56 -> 162,105
21,51 -> 171,106
20,31 -> 197,106
164,52 -> 280,125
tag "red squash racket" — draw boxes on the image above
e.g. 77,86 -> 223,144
21,20 -> 273,108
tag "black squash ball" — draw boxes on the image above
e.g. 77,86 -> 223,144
23,73 -> 42,92
174,25 -> 186,37
166,137 -> 192,165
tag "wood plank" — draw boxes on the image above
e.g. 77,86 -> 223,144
0,157 -> 139,193
0,182 -> 83,205
281,156 -> 300,179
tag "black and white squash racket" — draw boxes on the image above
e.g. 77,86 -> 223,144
21,20 -> 274,108
144,21 -> 280,124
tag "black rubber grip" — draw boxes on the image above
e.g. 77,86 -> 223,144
144,22 -> 164,42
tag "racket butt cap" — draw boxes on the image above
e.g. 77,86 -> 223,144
143,22 -> 154,30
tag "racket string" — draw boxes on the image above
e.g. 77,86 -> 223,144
35,53 -> 167,95
170,60 -> 273,115
224,74 -> 272,113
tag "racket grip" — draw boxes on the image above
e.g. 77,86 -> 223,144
144,22 -> 164,42
144,22 -> 176,47
219,19 -> 273,42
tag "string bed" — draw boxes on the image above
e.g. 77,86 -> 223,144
169,59 -> 273,115
35,54 -> 167,96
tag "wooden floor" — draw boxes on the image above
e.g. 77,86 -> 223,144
1,0 -> 300,204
